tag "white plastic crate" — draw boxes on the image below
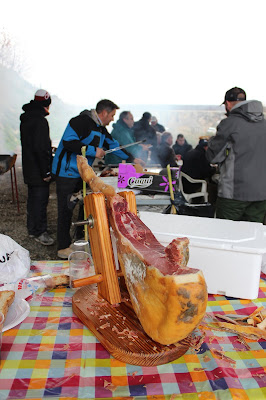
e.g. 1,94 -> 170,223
139,212 -> 266,299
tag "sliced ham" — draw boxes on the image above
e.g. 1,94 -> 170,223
77,156 -> 207,345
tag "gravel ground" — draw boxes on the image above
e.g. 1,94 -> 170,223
0,164 -> 60,261
0,163 -> 84,261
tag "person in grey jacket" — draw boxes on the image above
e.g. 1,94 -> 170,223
206,87 -> 266,223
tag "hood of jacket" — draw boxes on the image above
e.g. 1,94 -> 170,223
20,100 -> 48,122
80,109 -> 102,125
230,100 -> 264,122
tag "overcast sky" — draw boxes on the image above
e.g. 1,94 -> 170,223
1,0 -> 266,107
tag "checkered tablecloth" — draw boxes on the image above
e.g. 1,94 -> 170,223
0,261 -> 265,400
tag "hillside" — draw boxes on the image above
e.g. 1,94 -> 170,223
2,64 -> 257,154
0,65 -> 84,154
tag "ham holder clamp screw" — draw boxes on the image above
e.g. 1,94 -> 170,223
72,215 -> 94,229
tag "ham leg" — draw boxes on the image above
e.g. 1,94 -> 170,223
77,156 -> 207,345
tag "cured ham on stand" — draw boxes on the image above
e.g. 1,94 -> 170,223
72,156 -> 208,365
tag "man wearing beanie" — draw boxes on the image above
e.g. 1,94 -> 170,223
20,89 -> 54,246
206,87 -> 266,222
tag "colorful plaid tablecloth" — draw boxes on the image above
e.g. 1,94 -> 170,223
0,261 -> 265,400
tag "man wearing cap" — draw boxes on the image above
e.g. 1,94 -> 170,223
206,87 -> 266,222
20,89 -> 54,246
52,99 -> 135,259
150,116 -> 165,133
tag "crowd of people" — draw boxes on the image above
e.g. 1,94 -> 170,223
20,87 -> 266,258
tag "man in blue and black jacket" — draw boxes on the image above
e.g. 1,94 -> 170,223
52,99 -> 133,259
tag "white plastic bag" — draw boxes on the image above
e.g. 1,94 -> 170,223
0,234 -> 30,284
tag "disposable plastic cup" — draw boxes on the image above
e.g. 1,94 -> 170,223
72,239 -> 91,253
0,312 -> 4,360
68,251 -> 92,288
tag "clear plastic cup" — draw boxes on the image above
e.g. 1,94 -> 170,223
68,251 -> 93,288
72,239 -> 91,253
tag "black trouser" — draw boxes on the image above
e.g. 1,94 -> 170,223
27,185 -> 49,236
55,176 -> 84,250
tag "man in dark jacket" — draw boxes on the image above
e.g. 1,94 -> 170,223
133,112 -> 159,163
181,138 -> 215,194
157,132 -> 178,168
173,134 -> 192,159
206,87 -> 266,222
20,89 -> 54,246
52,99 -> 133,259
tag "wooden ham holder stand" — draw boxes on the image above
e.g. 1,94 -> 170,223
72,191 -> 192,366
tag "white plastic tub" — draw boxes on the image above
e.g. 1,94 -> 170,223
139,212 -> 266,299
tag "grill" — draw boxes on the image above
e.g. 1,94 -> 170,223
0,154 -> 18,174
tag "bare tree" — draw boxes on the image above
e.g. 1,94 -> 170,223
0,30 -> 27,75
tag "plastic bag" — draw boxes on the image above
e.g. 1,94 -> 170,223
0,234 -> 30,284
262,254 -> 266,274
